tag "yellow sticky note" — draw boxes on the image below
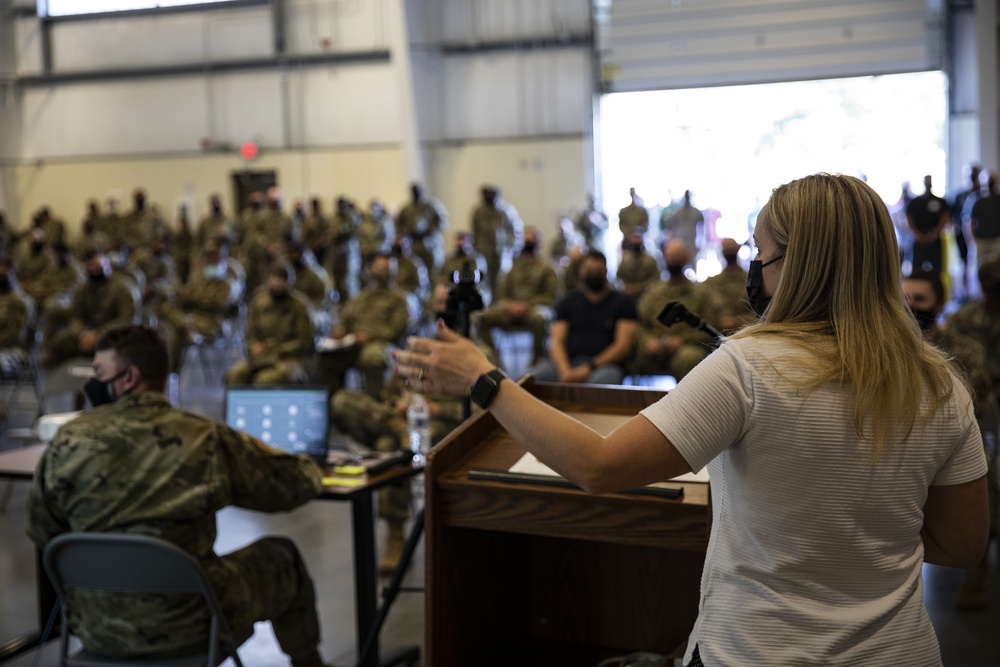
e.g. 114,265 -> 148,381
323,476 -> 366,488
333,465 -> 367,476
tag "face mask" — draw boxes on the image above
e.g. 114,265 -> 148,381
746,255 -> 783,317
0,277 -> 10,292
723,252 -> 739,266
83,368 -> 129,408
89,271 -> 108,283
521,242 -> 537,255
911,308 -> 938,331
624,244 -> 642,254
584,275 -> 606,292
270,289 -> 289,301
666,264 -> 685,277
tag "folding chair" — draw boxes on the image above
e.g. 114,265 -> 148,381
43,532 -> 247,667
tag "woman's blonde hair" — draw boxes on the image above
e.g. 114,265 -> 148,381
732,173 -> 955,459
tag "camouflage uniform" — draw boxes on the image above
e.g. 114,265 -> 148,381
396,199 -> 448,275
290,260 -> 332,309
947,300 -> 1000,396
318,285 -> 409,397
35,257 -> 85,311
123,207 -> 169,252
158,267 -> 236,370
226,289 -> 314,386
301,212 -> 330,265
196,212 -> 236,249
615,250 -> 660,298
703,266 -> 755,332
323,211 -> 361,302
575,205 -> 608,253
392,255 -> 429,301
0,289 -> 30,376
474,254 -> 558,360
15,247 -> 55,304
633,278 -> 721,380
172,224 -> 194,284
25,392 -> 324,661
133,249 -> 177,309
357,211 -> 393,260
471,202 -> 523,293
97,212 -> 126,249
331,377 -> 464,522
617,202 -> 649,237
43,277 -> 138,366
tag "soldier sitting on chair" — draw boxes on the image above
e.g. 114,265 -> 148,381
225,266 -> 314,386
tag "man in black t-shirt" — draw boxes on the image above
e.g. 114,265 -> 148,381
525,251 -> 638,384
906,174 -> 950,274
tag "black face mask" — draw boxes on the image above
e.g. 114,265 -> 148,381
83,368 -> 129,408
723,253 -> 739,266
911,308 -> 938,331
270,290 -> 289,301
0,277 -> 10,292
746,255 -> 783,317
666,264 -> 685,277
89,272 -> 108,284
584,275 -> 607,293
521,242 -> 537,255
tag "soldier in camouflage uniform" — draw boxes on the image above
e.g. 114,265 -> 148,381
301,197 -> 330,266
97,196 -> 126,250
76,200 -> 110,256
323,197 -> 361,302
387,236 -> 430,301
947,255 -> 1000,402
357,199 -> 394,260
0,260 -> 30,378
225,266 -> 314,386
16,228 -> 56,305
615,228 -> 661,299
332,373 -> 464,572
471,185 -> 523,294
905,271 -> 997,610
703,237 -> 755,333
26,326 -> 331,667
285,241 -> 332,309
574,193 -> 608,254
318,253 -> 409,397
122,189 -> 169,252
172,204 -> 195,284
633,240 -> 721,380
436,232 -> 491,303
43,250 -> 138,367
396,182 -> 449,275
473,227 -> 558,363
617,187 -> 650,239
158,240 -> 240,371
34,243 -> 85,312
133,232 -> 177,311
197,194 -> 236,250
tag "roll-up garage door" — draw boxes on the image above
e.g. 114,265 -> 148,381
600,0 -> 943,93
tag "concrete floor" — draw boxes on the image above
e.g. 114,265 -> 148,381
1,341 -> 999,666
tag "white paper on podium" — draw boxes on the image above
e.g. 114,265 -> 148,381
508,452 -> 709,483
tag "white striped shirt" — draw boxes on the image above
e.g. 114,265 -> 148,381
642,336 -> 987,666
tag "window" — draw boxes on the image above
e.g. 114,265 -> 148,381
39,1 -> 243,17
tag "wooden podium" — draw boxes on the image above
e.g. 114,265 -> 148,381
424,379 -> 711,667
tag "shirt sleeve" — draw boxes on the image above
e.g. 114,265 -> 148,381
616,293 -> 638,320
640,342 -> 753,472
931,384 -> 989,486
220,425 -> 324,511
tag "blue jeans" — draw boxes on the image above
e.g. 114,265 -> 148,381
525,356 -> 625,385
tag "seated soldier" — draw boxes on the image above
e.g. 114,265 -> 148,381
904,270 -> 997,610
632,239 -> 721,381
318,253 -> 409,397
132,231 -> 178,311
285,241 -> 332,309
158,240 -> 241,370
703,237 -> 755,333
526,251 -> 637,385
387,235 -> 430,302
225,266 -> 314,386
26,325 -> 334,667
0,259 -> 31,380
437,232 -> 491,304
947,254 -> 1000,403
15,228 -> 55,305
42,249 -> 138,367
473,227 -> 558,365
616,227 -> 660,299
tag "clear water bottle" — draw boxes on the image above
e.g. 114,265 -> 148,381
407,393 -> 432,466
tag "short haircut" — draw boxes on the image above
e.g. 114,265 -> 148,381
583,250 -> 607,265
95,326 -> 169,392
903,270 -> 945,306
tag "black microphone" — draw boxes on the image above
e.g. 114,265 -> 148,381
656,301 -> 722,347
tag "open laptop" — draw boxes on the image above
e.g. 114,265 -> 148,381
224,385 -> 330,463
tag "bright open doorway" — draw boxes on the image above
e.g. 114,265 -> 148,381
598,71 -> 948,277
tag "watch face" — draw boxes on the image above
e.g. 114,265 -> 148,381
472,370 -> 502,408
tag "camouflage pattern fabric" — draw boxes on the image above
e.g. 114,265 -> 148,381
26,392 -> 324,659
615,251 -> 660,297
703,267 -> 756,332
225,289 -> 314,386
475,255 -> 558,359
633,278 -> 721,380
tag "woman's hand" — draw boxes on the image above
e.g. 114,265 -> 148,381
393,320 -> 495,396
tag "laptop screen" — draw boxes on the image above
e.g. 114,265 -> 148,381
224,386 -> 330,460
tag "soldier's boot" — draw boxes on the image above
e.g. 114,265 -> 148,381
378,519 -> 406,574
956,559 -> 991,610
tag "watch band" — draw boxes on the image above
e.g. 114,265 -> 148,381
470,368 -> 507,409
